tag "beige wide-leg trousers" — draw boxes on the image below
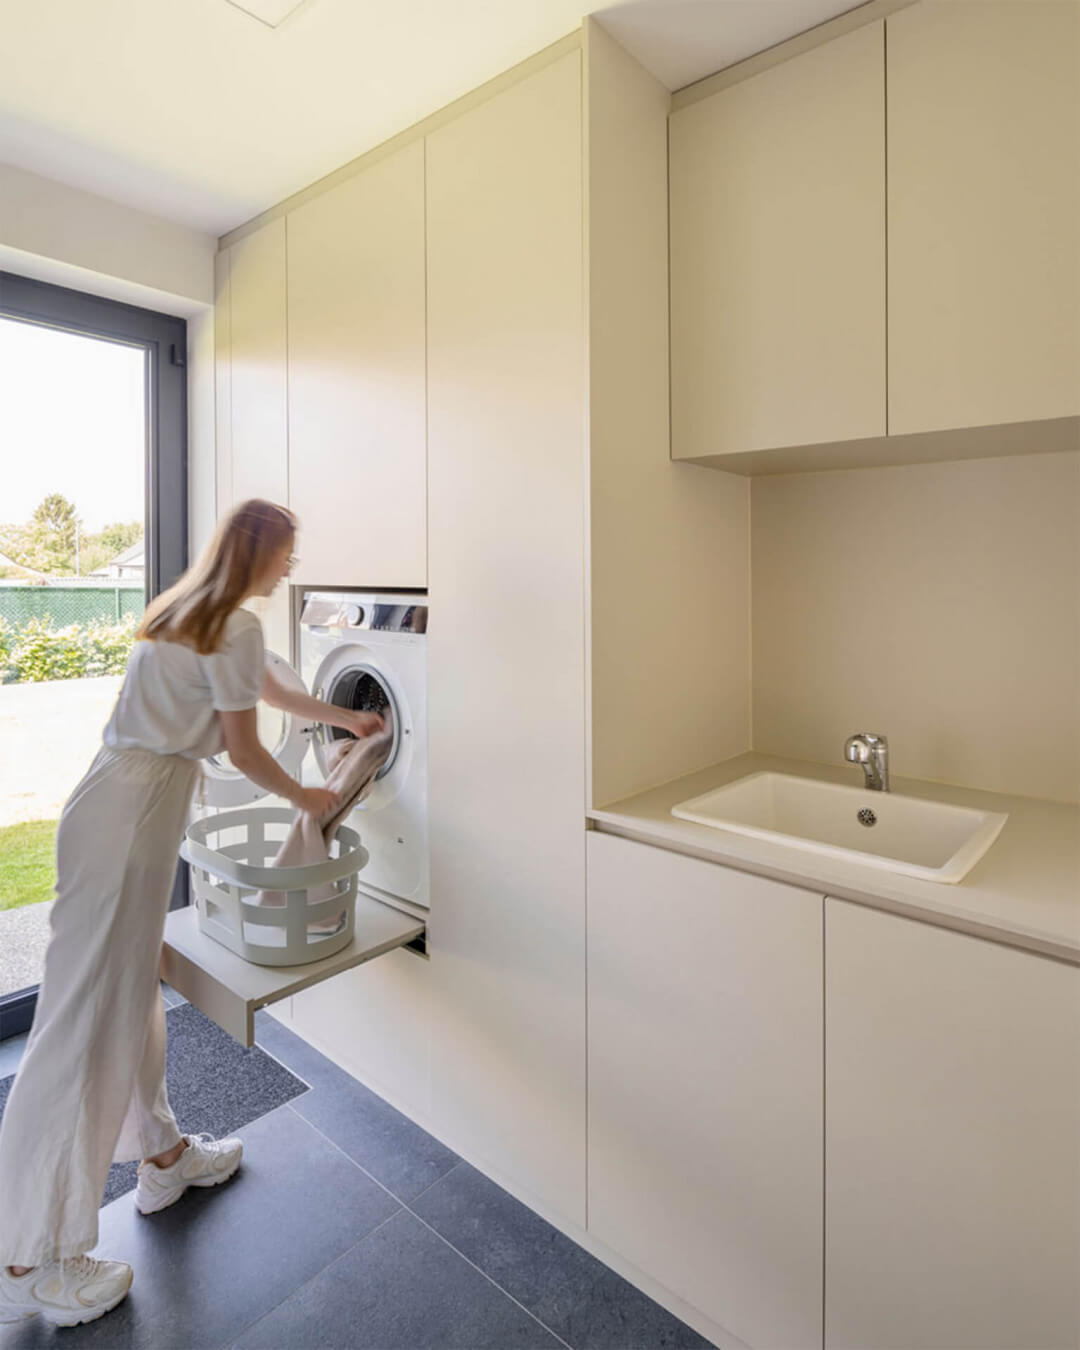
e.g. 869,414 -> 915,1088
0,746 -> 198,1267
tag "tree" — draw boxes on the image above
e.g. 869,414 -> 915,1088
0,495 -> 83,575
32,494 -> 80,570
96,521 -> 143,556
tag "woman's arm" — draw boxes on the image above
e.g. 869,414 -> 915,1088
261,665 -> 384,738
220,708 -> 337,814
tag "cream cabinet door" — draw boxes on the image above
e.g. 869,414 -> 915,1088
219,219 -> 289,510
286,140 -> 426,589
588,832 -> 824,1350
425,50 -> 588,1225
670,20 -> 886,462
887,0 -> 1079,435
215,220 -> 291,656
825,899 -> 1079,1350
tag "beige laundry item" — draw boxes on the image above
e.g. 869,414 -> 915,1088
256,720 -> 394,927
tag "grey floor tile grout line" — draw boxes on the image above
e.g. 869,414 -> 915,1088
282,1099 -> 402,1202
278,1101 -> 477,1225
280,1097 -> 454,1224
400,1157 -> 464,1208
401,1204 -> 577,1350
281,1104 -> 576,1350
223,1203 -> 409,1350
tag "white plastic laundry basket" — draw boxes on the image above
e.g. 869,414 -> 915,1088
181,806 -> 368,967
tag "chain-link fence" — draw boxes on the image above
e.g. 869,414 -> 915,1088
0,583 -> 145,628
0,585 -> 145,684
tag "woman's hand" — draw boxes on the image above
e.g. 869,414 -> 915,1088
295,785 -> 340,816
262,667 -> 386,741
340,710 -> 385,739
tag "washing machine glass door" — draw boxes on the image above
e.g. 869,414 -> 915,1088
200,651 -> 311,807
310,647 -> 407,795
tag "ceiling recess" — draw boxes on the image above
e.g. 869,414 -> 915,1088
224,0 -> 310,29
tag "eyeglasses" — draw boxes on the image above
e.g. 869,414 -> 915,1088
286,555 -> 299,571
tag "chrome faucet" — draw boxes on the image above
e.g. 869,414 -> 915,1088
844,732 -> 889,792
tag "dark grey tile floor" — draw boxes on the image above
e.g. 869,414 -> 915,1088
0,993 -> 715,1350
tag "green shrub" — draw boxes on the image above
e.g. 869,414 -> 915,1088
84,616 -> 137,677
9,617 -> 86,682
2,614 -> 137,684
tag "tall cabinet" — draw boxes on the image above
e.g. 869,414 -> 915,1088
424,49 -> 588,1223
280,24 -> 733,1246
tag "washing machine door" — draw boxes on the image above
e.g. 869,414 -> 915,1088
200,651 -> 312,808
309,643 -> 411,804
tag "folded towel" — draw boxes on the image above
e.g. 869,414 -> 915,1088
255,717 -> 394,932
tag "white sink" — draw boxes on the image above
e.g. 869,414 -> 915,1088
670,773 -> 1008,883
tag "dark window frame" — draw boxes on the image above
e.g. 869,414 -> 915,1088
0,271 -> 189,1041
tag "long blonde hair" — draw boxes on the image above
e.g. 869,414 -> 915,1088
137,499 -> 296,654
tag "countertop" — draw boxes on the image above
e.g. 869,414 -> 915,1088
588,753 -> 1080,966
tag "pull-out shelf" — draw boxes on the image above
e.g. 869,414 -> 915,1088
162,898 -> 425,1046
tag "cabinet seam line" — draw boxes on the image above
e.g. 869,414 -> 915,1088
423,138 -> 430,588
228,255 -> 234,505
822,895 -> 827,1349
666,114 -> 674,466
581,51 -> 589,1233
883,19 -> 889,438
284,215 -> 291,510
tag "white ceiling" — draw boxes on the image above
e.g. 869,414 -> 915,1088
0,0 -> 866,238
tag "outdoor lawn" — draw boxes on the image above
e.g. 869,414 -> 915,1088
0,673 -> 119,929
0,818 -> 56,910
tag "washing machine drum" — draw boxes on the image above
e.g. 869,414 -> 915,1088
319,664 -> 400,778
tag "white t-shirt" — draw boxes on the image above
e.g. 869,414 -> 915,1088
104,608 -> 265,759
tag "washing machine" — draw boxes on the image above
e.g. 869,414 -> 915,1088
298,590 -> 428,913
199,590 -> 429,916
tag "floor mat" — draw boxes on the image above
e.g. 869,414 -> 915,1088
0,1001 -> 308,1205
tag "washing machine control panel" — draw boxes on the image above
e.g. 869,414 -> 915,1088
300,593 -> 428,635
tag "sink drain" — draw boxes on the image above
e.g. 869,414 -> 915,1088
857,807 -> 878,827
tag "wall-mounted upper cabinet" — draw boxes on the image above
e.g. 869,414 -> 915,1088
670,21 -> 886,467
670,0 -> 1079,473
286,140 -> 427,589
219,218 -> 289,509
887,0 -> 1079,437
215,221 -> 292,657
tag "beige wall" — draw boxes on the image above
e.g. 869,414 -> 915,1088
0,162 -> 214,309
751,451 -> 1080,803
585,19 -> 751,809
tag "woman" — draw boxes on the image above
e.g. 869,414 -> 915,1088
0,500 -> 381,1328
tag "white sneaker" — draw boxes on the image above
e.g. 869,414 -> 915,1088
0,1255 -> 133,1327
134,1132 -> 243,1215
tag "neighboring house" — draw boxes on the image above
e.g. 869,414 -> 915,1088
90,539 -> 145,581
